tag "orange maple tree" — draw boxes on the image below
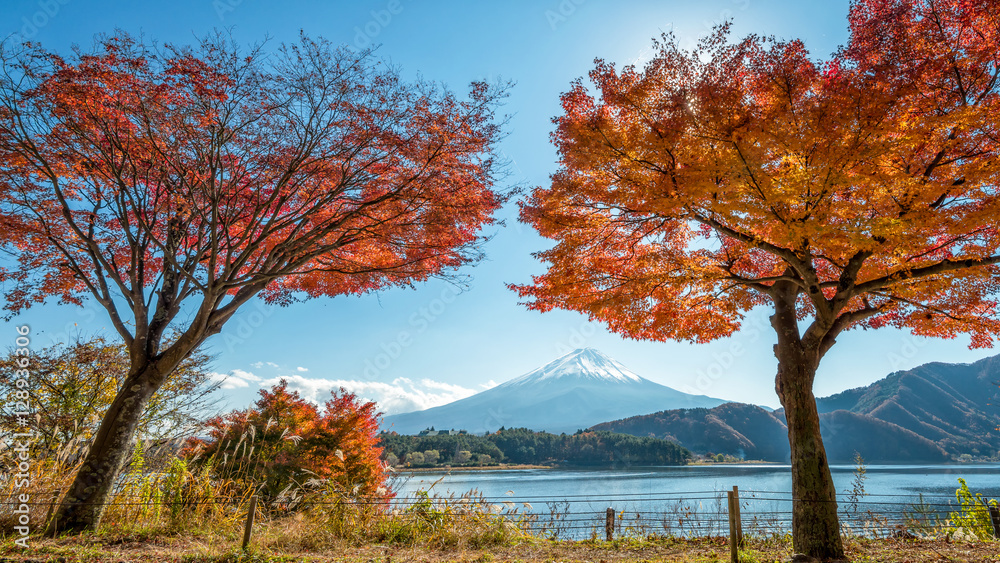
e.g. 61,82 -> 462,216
512,1 -> 1000,558
187,381 -> 388,501
0,32 -> 506,533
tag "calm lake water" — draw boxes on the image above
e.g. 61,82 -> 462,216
393,464 -> 1000,536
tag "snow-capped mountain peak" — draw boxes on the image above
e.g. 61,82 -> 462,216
499,348 -> 643,387
381,347 -> 727,434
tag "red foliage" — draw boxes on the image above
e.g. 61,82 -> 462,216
187,381 -> 389,500
0,34 -> 507,315
0,32 -> 503,528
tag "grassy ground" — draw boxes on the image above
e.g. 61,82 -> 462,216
2,458 -> 995,562
2,534 -> 998,562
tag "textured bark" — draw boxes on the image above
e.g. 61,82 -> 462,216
776,349 -> 845,560
42,285 -> 253,534
771,283 -> 846,561
44,362 -> 165,535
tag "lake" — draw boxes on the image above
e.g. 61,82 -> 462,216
392,464 -> 1000,537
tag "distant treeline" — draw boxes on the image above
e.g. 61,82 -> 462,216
378,427 -> 691,468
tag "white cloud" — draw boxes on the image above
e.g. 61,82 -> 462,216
258,375 -> 479,415
418,378 -> 473,394
480,380 -> 498,390
296,366 -> 308,372
209,369 -> 262,390
250,361 -> 279,369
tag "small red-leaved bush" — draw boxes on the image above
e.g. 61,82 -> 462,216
186,381 -> 389,501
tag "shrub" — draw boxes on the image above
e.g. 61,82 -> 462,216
949,478 -> 998,541
0,336 -> 220,458
186,381 -> 389,502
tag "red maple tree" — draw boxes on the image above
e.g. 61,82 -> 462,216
512,2 -> 1000,558
187,381 -> 388,501
0,32 -> 507,533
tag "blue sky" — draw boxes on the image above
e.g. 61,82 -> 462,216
4,0 -> 995,415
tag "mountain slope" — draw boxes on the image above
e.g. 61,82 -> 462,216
594,354 -> 1000,462
590,403 -> 791,461
816,355 -> 1000,457
592,403 -> 950,463
380,348 -> 726,435
815,410 -> 948,462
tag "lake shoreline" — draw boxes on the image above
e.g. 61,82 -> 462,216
395,463 -> 552,473
396,460 -> 784,473
687,459 -> 782,465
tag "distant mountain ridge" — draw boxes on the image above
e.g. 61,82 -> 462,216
380,348 -> 727,435
815,355 -> 1000,457
593,354 -> 1000,463
592,403 -> 792,461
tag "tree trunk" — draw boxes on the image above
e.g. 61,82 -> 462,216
44,363 -> 163,535
775,344 -> 845,560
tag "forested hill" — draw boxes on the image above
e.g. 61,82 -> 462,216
378,428 -> 691,468
593,354 -> 1000,463
590,403 -> 791,462
815,354 -> 1000,458
592,403 -> 949,463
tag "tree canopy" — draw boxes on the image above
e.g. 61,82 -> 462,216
0,30 -> 508,533
513,8 -> 1000,351
0,32 -> 508,336
512,1 -> 1000,557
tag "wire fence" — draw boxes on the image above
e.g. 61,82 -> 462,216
0,485 -> 992,542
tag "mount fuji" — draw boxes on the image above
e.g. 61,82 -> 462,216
380,348 -> 727,435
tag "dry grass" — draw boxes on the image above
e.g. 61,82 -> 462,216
1,533 -> 998,562
1,475 -> 998,562
0,446 -> 255,539
2,442 -> 997,562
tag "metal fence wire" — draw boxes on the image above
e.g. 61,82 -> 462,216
1,485 -> 996,543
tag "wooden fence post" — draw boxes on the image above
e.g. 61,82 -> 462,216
44,491 -> 59,534
727,490 -> 739,563
732,486 -> 744,548
987,502 -> 1000,539
605,507 -> 614,541
43,492 -> 58,527
242,495 -> 258,551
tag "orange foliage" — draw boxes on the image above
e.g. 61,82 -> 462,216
513,2 -> 1000,350
186,381 -> 389,500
